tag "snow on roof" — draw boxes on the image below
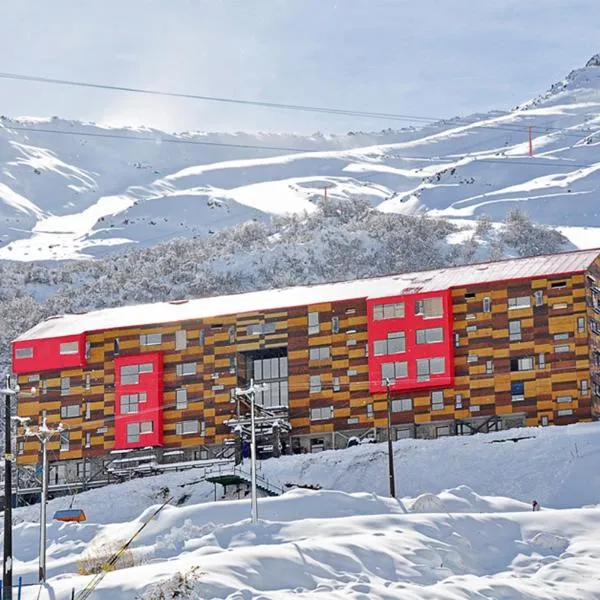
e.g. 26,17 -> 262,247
14,249 -> 599,342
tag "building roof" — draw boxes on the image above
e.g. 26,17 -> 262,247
14,249 -> 599,343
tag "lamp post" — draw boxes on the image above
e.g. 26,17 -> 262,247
24,417 -> 63,582
1,374 -> 18,600
385,378 -> 396,498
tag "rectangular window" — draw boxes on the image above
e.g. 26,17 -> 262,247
581,379 -> 589,395
15,347 -> 33,359
333,377 -> 340,391
437,426 -> 450,437
60,431 -> 70,452
466,325 -> 477,333
309,346 -> 331,361
85,402 -> 91,420
553,332 -> 569,340
85,373 -> 91,390
228,326 -> 236,344
510,356 -> 534,371
120,393 -> 141,415
486,360 -> 494,374
590,319 -> 600,335
366,403 -> 374,417
416,327 -> 444,344
308,312 -> 320,335
176,420 -> 202,435
176,362 -> 197,376
577,317 -> 586,333
511,381 -> 525,402
454,333 -> 460,348
381,361 -> 408,384
538,353 -> 546,369
391,398 -> 412,412
60,404 -> 79,419
552,303 -> 569,310
120,363 -> 153,385
467,354 -> 478,363
309,375 -> 322,393
557,409 -> 573,417
509,320 -> 522,341
417,357 -> 445,380
395,429 -> 412,440
373,302 -> 405,320
310,406 -> 333,421
415,297 -> 443,318
554,345 -> 570,353
85,433 -> 91,448
199,328 -> 206,345
540,415 -> 549,427
550,281 -> 567,289
455,394 -> 463,409
556,395 -> 572,403
127,422 -> 140,443
247,323 -> 276,335
60,377 -> 70,396
508,296 -> 531,309
534,290 -> 544,306
175,329 -> 187,350
176,388 -> 188,409
331,316 -> 340,334
114,338 -> 120,355
140,333 -> 162,346
374,331 -> 406,356
483,297 -> 492,313
140,421 -> 154,434
431,391 -> 444,411
59,341 -> 79,355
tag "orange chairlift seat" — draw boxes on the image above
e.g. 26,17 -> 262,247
53,509 -> 87,522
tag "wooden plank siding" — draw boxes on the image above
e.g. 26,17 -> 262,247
15,266 -> 599,465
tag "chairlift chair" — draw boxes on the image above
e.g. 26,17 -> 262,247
53,508 -> 87,522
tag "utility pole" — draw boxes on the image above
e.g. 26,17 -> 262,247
385,378 -> 396,498
528,126 -> 533,157
24,417 -> 63,583
2,374 -> 18,600
234,380 -> 268,525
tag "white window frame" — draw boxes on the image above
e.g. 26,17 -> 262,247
60,377 -> 71,396
482,297 -> 492,313
508,296 -> 531,309
381,361 -> 408,384
415,297 -> 443,319
140,333 -> 162,346
309,346 -> 330,361
309,375 -> 322,393
15,347 -> 33,359
416,327 -> 444,345
60,430 -> 70,452
509,320 -> 522,341
308,312 -> 320,335
176,387 -> 188,410
60,404 -> 80,419
310,406 -> 333,421
175,329 -> 187,350
176,362 -> 197,377
373,302 -> 405,321
391,398 -> 412,412
59,341 -> 79,355
431,390 -> 444,411
176,420 -> 202,435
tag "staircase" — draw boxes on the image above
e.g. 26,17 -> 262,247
205,463 -> 283,497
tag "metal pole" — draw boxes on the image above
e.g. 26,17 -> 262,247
249,379 -> 258,524
39,433 -> 48,582
385,379 -> 396,498
3,374 -> 13,600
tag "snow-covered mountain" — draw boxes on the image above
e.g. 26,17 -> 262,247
3,56 -> 600,261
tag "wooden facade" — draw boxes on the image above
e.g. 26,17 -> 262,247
13,250 -> 600,467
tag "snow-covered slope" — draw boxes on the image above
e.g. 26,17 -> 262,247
4,57 -> 600,260
8,421 -> 600,599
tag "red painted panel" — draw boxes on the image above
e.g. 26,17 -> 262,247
114,353 -> 164,450
12,334 -> 87,374
367,289 -> 454,394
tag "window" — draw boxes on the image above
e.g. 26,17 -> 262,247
509,320 -> 522,341
415,297 -> 443,318
176,420 -> 203,435
60,377 -> 71,396
554,345 -> 570,353
470,405 -> 480,412
121,362 -> 153,384
392,398 -> 412,412
454,333 -> 460,348
60,430 -> 70,452
538,353 -> 546,369
120,393 -> 147,415
309,375 -> 322,393
85,402 -> 91,420
253,354 -> 289,408
333,377 -> 340,391
591,319 -> 600,335
114,338 -> 120,355
309,346 -> 330,361
508,296 -> 531,309
436,426 -> 450,437
534,290 -> 544,306
578,317 -> 586,333
455,394 -> 463,409
557,395 -> 572,403
247,322 -> 276,335
15,347 -> 33,359
17,440 -> 24,455
310,406 -> 333,421
228,326 -> 236,344
416,357 -> 445,380
557,409 -> 573,417
540,416 -> 549,427
374,331 -> 406,356
486,360 -> 494,374
466,325 -> 477,333
553,332 -> 569,341
85,373 -> 91,390
552,303 -> 568,310
416,327 -> 443,344
465,292 -> 476,300
381,361 -> 408,384
331,316 -> 340,334
373,302 -> 405,320
41,380 -> 47,395
581,379 -> 589,395
85,341 -> 91,360
366,403 -> 373,418
77,462 -> 91,478
140,421 -> 154,434
510,357 -> 534,372
140,333 -> 162,346
127,422 -> 140,443
60,341 -> 79,355
60,404 -> 79,419
199,328 -> 206,345
175,330 -> 187,350
176,362 -> 196,377
466,313 -> 476,321
483,297 -> 492,313
467,354 -> 478,363
551,281 -> 567,289
308,312 -> 320,335
176,388 -> 188,409
431,391 -> 444,411
395,429 -> 412,440
511,381 -> 525,402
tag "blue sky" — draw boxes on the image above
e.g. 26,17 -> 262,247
0,0 -> 599,133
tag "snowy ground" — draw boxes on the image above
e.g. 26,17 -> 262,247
5,421 -> 600,599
